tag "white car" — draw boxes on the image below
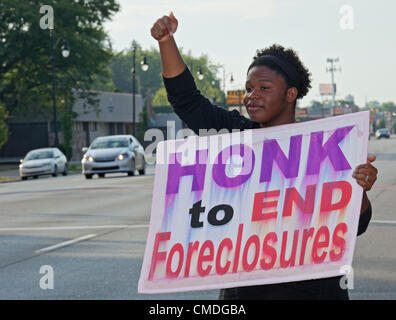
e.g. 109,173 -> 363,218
19,148 -> 68,180
81,135 -> 146,179
375,128 -> 390,139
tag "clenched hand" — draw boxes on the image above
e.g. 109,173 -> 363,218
151,12 -> 178,43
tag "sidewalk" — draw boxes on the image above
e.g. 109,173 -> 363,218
0,161 -> 83,182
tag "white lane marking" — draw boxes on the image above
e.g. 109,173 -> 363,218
0,221 -> 395,232
0,224 -> 149,232
35,234 -> 97,254
1,221 -> 395,233
371,220 -> 396,225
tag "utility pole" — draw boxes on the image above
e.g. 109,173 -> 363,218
50,29 -> 59,146
49,30 -> 70,146
238,90 -> 242,114
218,65 -> 233,108
132,43 -> 136,137
131,41 -> 149,137
326,58 -> 341,116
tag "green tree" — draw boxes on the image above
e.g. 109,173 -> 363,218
381,101 -> 396,113
182,52 -> 224,104
91,65 -> 118,92
0,103 -> 8,149
308,100 -> 325,110
108,43 -> 225,108
0,0 -> 120,153
136,97 -> 150,143
110,42 -> 163,96
367,100 -> 380,109
152,87 -> 170,107
58,92 -> 77,160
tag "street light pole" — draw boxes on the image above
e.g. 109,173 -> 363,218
131,41 -> 149,137
49,29 -> 70,147
326,58 -> 341,116
132,44 -> 136,137
50,29 -> 59,147
218,65 -> 234,108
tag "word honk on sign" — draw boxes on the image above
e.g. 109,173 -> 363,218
139,112 -> 369,294
166,126 -> 353,194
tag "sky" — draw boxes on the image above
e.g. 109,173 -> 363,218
104,0 -> 396,108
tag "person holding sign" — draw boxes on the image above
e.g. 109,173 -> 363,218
150,12 -> 378,300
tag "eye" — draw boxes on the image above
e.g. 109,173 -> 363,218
260,86 -> 269,91
245,87 -> 252,93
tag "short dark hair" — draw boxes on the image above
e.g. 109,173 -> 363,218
247,44 -> 312,99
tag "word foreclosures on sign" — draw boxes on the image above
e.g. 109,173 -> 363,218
139,111 -> 369,293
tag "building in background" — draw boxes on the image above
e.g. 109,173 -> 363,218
0,91 -> 143,161
71,91 -> 143,160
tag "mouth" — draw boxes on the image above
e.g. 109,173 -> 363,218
247,103 -> 264,112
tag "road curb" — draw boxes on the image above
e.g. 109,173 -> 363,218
0,171 -> 83,183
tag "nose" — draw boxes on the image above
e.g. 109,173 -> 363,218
247,89 -> 259,100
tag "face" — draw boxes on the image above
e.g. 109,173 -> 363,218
244,65 -> 296,127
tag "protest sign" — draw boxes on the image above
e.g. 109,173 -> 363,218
139,111 -> 369,293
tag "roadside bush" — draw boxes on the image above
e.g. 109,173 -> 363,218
0,103 -> 8,149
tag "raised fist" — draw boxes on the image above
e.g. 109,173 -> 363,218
151,12 -> 178,42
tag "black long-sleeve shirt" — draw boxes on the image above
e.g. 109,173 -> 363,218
163,66 -> 372,300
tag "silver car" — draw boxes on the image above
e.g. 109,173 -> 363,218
375,128 -> 390,139
19,147 -> 68,180
81,135 -> 146,179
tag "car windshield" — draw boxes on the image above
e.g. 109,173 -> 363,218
90,138 -> 128,149
25,150 -> 54,160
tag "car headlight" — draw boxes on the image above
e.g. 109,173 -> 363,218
117,153 -> 129,161
85,155 -> 94,162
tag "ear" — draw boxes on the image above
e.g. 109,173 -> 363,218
286,87 -> 298,103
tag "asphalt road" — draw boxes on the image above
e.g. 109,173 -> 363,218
0,166 -> 218,300
0,136 -> 395,300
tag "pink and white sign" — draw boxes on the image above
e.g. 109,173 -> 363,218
138,111 -> 369,293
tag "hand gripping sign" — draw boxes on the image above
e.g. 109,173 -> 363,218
139,111 -> 369,293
